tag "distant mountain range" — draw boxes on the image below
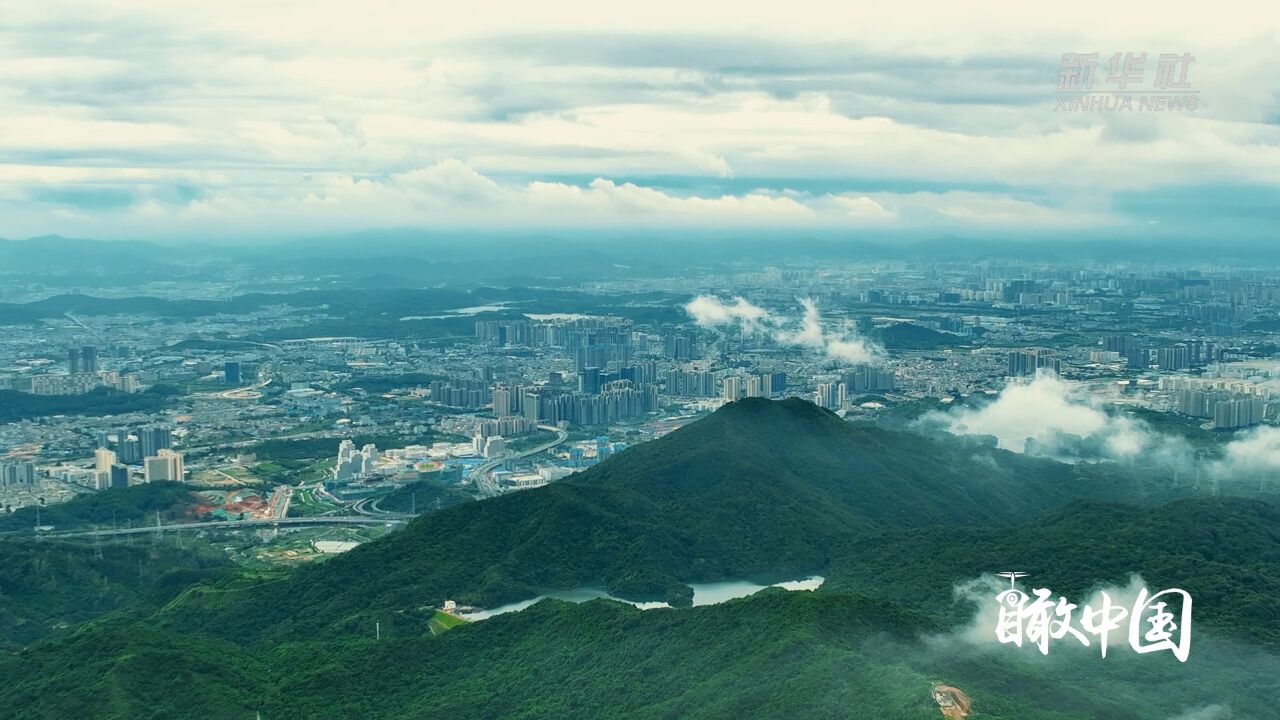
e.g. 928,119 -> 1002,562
6,233 -> 1280,287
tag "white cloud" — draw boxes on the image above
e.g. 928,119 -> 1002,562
942,375 -> 1117,453
1,1 -> 1277,237
936,374 -> 1191,464
684,295 -> 771,329
831,195 -> 897,221
1167,706 -> 1232,720
684,295 -> 882,364
1211,425 -> 1280,480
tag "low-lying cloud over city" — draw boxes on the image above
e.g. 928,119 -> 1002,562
685,295 -> 882,364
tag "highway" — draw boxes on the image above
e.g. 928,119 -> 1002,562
470,425 -> 569,498
198,375 -> 272,400
39,515 -> 402,538
350,495 -> 417,520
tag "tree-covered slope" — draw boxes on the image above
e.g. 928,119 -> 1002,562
0,482 -> 205,532
0,537 -> 233,650
6,586 -> 1276,720
827,496 -> 1280,648
1,398 -> 1275,719
157,398 -> 1178,643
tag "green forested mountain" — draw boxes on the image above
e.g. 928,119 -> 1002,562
828,496 -> 1280,648
1,398 -> 1273,719
0,537 -> 232,650
5,580 -> 1276,720
0,481 -> 204,532
159,398 -> 1182,644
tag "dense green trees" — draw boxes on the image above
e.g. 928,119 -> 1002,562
0,482 -> 203,532
0,386 -> 172,422
0,537 -> 231,649
1,398 -> 1276,719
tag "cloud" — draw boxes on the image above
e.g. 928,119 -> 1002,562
683,295 -> 771,329
831,195 -> 897,221
684,295 -> 882,364
10,153 -> 1134,238
781,297 -> 882,364
1,2 -> 1278,238
935,374 -> 1189,464
1211,425 -> 1280,481
824,336 -> 881,364
1167,707 -> 1232,720
777,297 -> 827,348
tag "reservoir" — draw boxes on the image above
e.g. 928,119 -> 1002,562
459,575 -> 825,621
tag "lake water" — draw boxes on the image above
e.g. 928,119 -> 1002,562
458,575 -> 825,621
400,303 -> 515,321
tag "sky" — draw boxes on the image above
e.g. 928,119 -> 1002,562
1,1 -> 1278,241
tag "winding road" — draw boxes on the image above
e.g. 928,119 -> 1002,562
470,425 -> 569,498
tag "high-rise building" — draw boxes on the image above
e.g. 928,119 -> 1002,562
224,361 -> 242,385
816,382 -> 846,410
1007,350 -> 1061,378
480,436 -> 506,458
1212,396 -> 1266,430
67,348 -> 81,374
117,433 -> 142,464
768,372 -> 787,396
139,427 -> 173,459
1,461 -> 38,486
492,385 -> 516,417
333,441 -> 378,483
722,376 -> 742,401
578,366 -> 601,394
80,346 -> 98,373
95,447 -> 118,472
1007,351 -> 1037,377
143,450 -> 185,483
842,365 -> 895,393
109,463 -> 130,488
523,391 -> 543,423
1157,346 -> 1191,371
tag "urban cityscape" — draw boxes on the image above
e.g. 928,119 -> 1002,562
3,1 -> 1279,718
5,257 -> 1279,526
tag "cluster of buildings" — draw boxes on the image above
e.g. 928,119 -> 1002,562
1007,350 -> 1064,378
0,460 -> 38,487
87,444 -> 185,488
488,364 -> 662,427
8,256 -> 1280,518
811,366 -> 896,410
49,426 -> 188,490
1163,376 -> 1274,429
333,439 -> 380,482
0,345 -> 140,395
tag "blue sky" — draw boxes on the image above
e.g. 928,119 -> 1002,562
1,1 -> 1277,241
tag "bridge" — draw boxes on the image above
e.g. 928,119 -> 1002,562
35,515 -> 405,538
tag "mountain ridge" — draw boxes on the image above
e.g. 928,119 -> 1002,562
156,397 -> 1182,644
